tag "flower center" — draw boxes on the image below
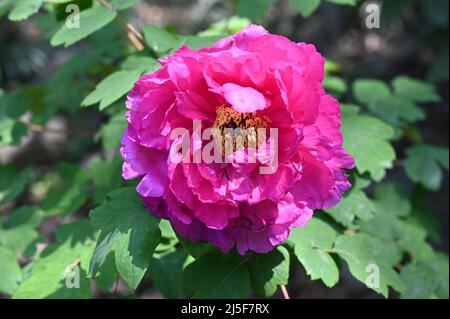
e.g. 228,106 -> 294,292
212,105 -> 270,154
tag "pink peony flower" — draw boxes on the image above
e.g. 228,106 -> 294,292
120,25 -> 354,255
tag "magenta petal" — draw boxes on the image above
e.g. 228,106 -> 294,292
120,24 -> 354,255
136,172 -> 165,197
222,83 -> 268,113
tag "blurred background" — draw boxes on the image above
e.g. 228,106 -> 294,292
0,0 -> 448,298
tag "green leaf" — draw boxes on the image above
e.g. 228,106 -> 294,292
8,0 -> 43,21
155,219 -> 179,253
352,79 -> 391,106
290,0 -> 321,18
0,225 -> 41,257
183,252 -> 250,298
247,246 -> 290,296
401,254 -> 449,299
12,222 -> 94,299
0,92 -> 30,146
290,219 -> 339,287
94,252 -> 118,292
0,166 -> 33,205
373,182 -> 411,218
403,144 -> 449,191
0,247 -> 22,295
142,24 -> 179,54
334,234 -> 405,297
182,35 -> 227,50
369,95 -> 425,127
82,70 -> 142,110
89,188 -> 161,290
358,183 -> 432,262
397,222 -> 434,261
392,76 -> 441,103
342,112 -> 396,181
198,16 -> 251,36
322,76 -> 348,96
340,103 -> 360,117
41,164 -> 89,217
237,0 -> 275,21
6,206 -> 44,229
325,189 -> 375,227
82,55 -> 159,110
178,236 -> 215,259
148,250 -> 188,298
100,112 -> 127,152
89,157 -> 123,204
325,0 -> 361,5
121,55 -> 160,73
51,6 -> 117,47
109,0 -> 139,10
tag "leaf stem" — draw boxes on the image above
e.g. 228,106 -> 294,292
280,285 -> 290,299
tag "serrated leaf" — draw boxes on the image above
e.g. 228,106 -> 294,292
403,144 -> 449,191
373,182 -> 411,217
0,166 -> 33,205
155,219 -> 178,253
177,236 -> 215,259
82,55 -> 158,110
247,246 -> 290,296
0,226 -> 41,257
0,92 -> 29,146
392,76 -> 441,103
0,247 -> 22,295
12,222 -> 94,299
334,234 -> 405,297
94,252 -> 118,292
51,6 -> 117,47
342,112 -> 396,181
89,188 -> 161,290
183,252 -> 250,298
290,0 -> 321,18
148,250 -> 188,298
325,189 -> 375,227
82,70 -> 142,110
358,183 -> 431,262
290,219 -> 339,287
401,254 -> 449,299
41,164 -> 89,217
6,206 -> 44,229
142,24 -> 179,54
369,95 -> 425,127
397,222 -> 434,261
352,79 -> 390,106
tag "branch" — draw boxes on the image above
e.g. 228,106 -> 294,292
97,0 -> 145,51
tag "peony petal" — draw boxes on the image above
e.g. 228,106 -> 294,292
222,83 -> 268,113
